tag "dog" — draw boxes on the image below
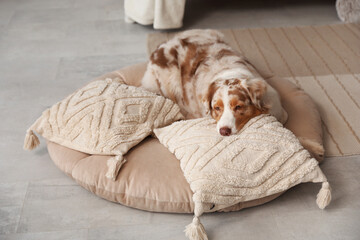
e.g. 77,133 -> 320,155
141,29 -> 287,136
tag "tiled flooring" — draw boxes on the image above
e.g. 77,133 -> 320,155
1,0 -> 359,239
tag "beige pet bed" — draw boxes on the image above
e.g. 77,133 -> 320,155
44,62 -> 325,213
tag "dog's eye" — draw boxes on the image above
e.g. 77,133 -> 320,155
235,105 -> 242,110
214,106 -> 221,111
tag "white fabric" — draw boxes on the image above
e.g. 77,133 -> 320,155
124,0 -> 186,29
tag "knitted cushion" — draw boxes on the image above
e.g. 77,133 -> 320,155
154,115 -> 331,240
24,77 -> 183,180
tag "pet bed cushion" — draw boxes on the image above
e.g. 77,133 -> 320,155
41,62 -> 324,214
24,73 -> 183,180
154,115 -> 331,239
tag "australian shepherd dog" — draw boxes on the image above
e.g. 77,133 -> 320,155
142,29 -> 287,136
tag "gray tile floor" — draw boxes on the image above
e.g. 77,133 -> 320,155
1,0 -> 359,239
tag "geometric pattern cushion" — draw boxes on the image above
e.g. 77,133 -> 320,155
154,115 -> 331,239
24,77 -> 183,180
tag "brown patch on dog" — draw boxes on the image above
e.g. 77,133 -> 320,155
180,41 -> 196,94
215,49 -> 238,60
227,79 -> 241,86
204,82 -> 220,113
169,47 -> 177,58
150,47 -> 169,68
169,47 -> 179,66
179,42 -> 209,105
180,38 -> 190,47
190,49 -> 208,76
211,99 -> 224,121
228,89 -> 248,101
181,83 -> 189,106
180,44 -> 208,82
235,105 -> 268,131
150,47 -> 179,68
229,93 -> 248,107
247,80 -> 267,110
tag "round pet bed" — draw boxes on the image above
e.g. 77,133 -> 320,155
47,62 -> 325,213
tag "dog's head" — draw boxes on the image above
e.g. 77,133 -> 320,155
204,78 -> 269,136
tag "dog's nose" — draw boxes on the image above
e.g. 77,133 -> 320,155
219,127 -> 231,136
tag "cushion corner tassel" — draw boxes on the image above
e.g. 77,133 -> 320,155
316,181 -> 332,210
23,129 -> 40,151
185,202 -> 208,240
105,155 -> 127,181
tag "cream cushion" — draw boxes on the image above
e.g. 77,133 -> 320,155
154,115 -> 330,209
24,73 -> 183,180
154,115 -> 330,239
44,62 -> 325,213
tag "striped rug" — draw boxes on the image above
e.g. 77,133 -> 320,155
147,23 -> 360,157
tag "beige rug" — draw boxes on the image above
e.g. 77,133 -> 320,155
147,23 -> 360,157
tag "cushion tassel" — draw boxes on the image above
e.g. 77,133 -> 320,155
23,129 -> 40,150
316,181 -> 332,209
185,203 -> 208,240
105,155 -> 126,181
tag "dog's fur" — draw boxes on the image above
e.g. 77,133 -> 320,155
142,29 -> 287,136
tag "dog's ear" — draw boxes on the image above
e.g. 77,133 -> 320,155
246,78 -> 268,111
203,81 -> 219,116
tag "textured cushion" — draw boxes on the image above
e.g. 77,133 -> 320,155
154,115 -> 329,209
154,115 -> 330,239
44,62 -> 325,214
24,75 -> 183,180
